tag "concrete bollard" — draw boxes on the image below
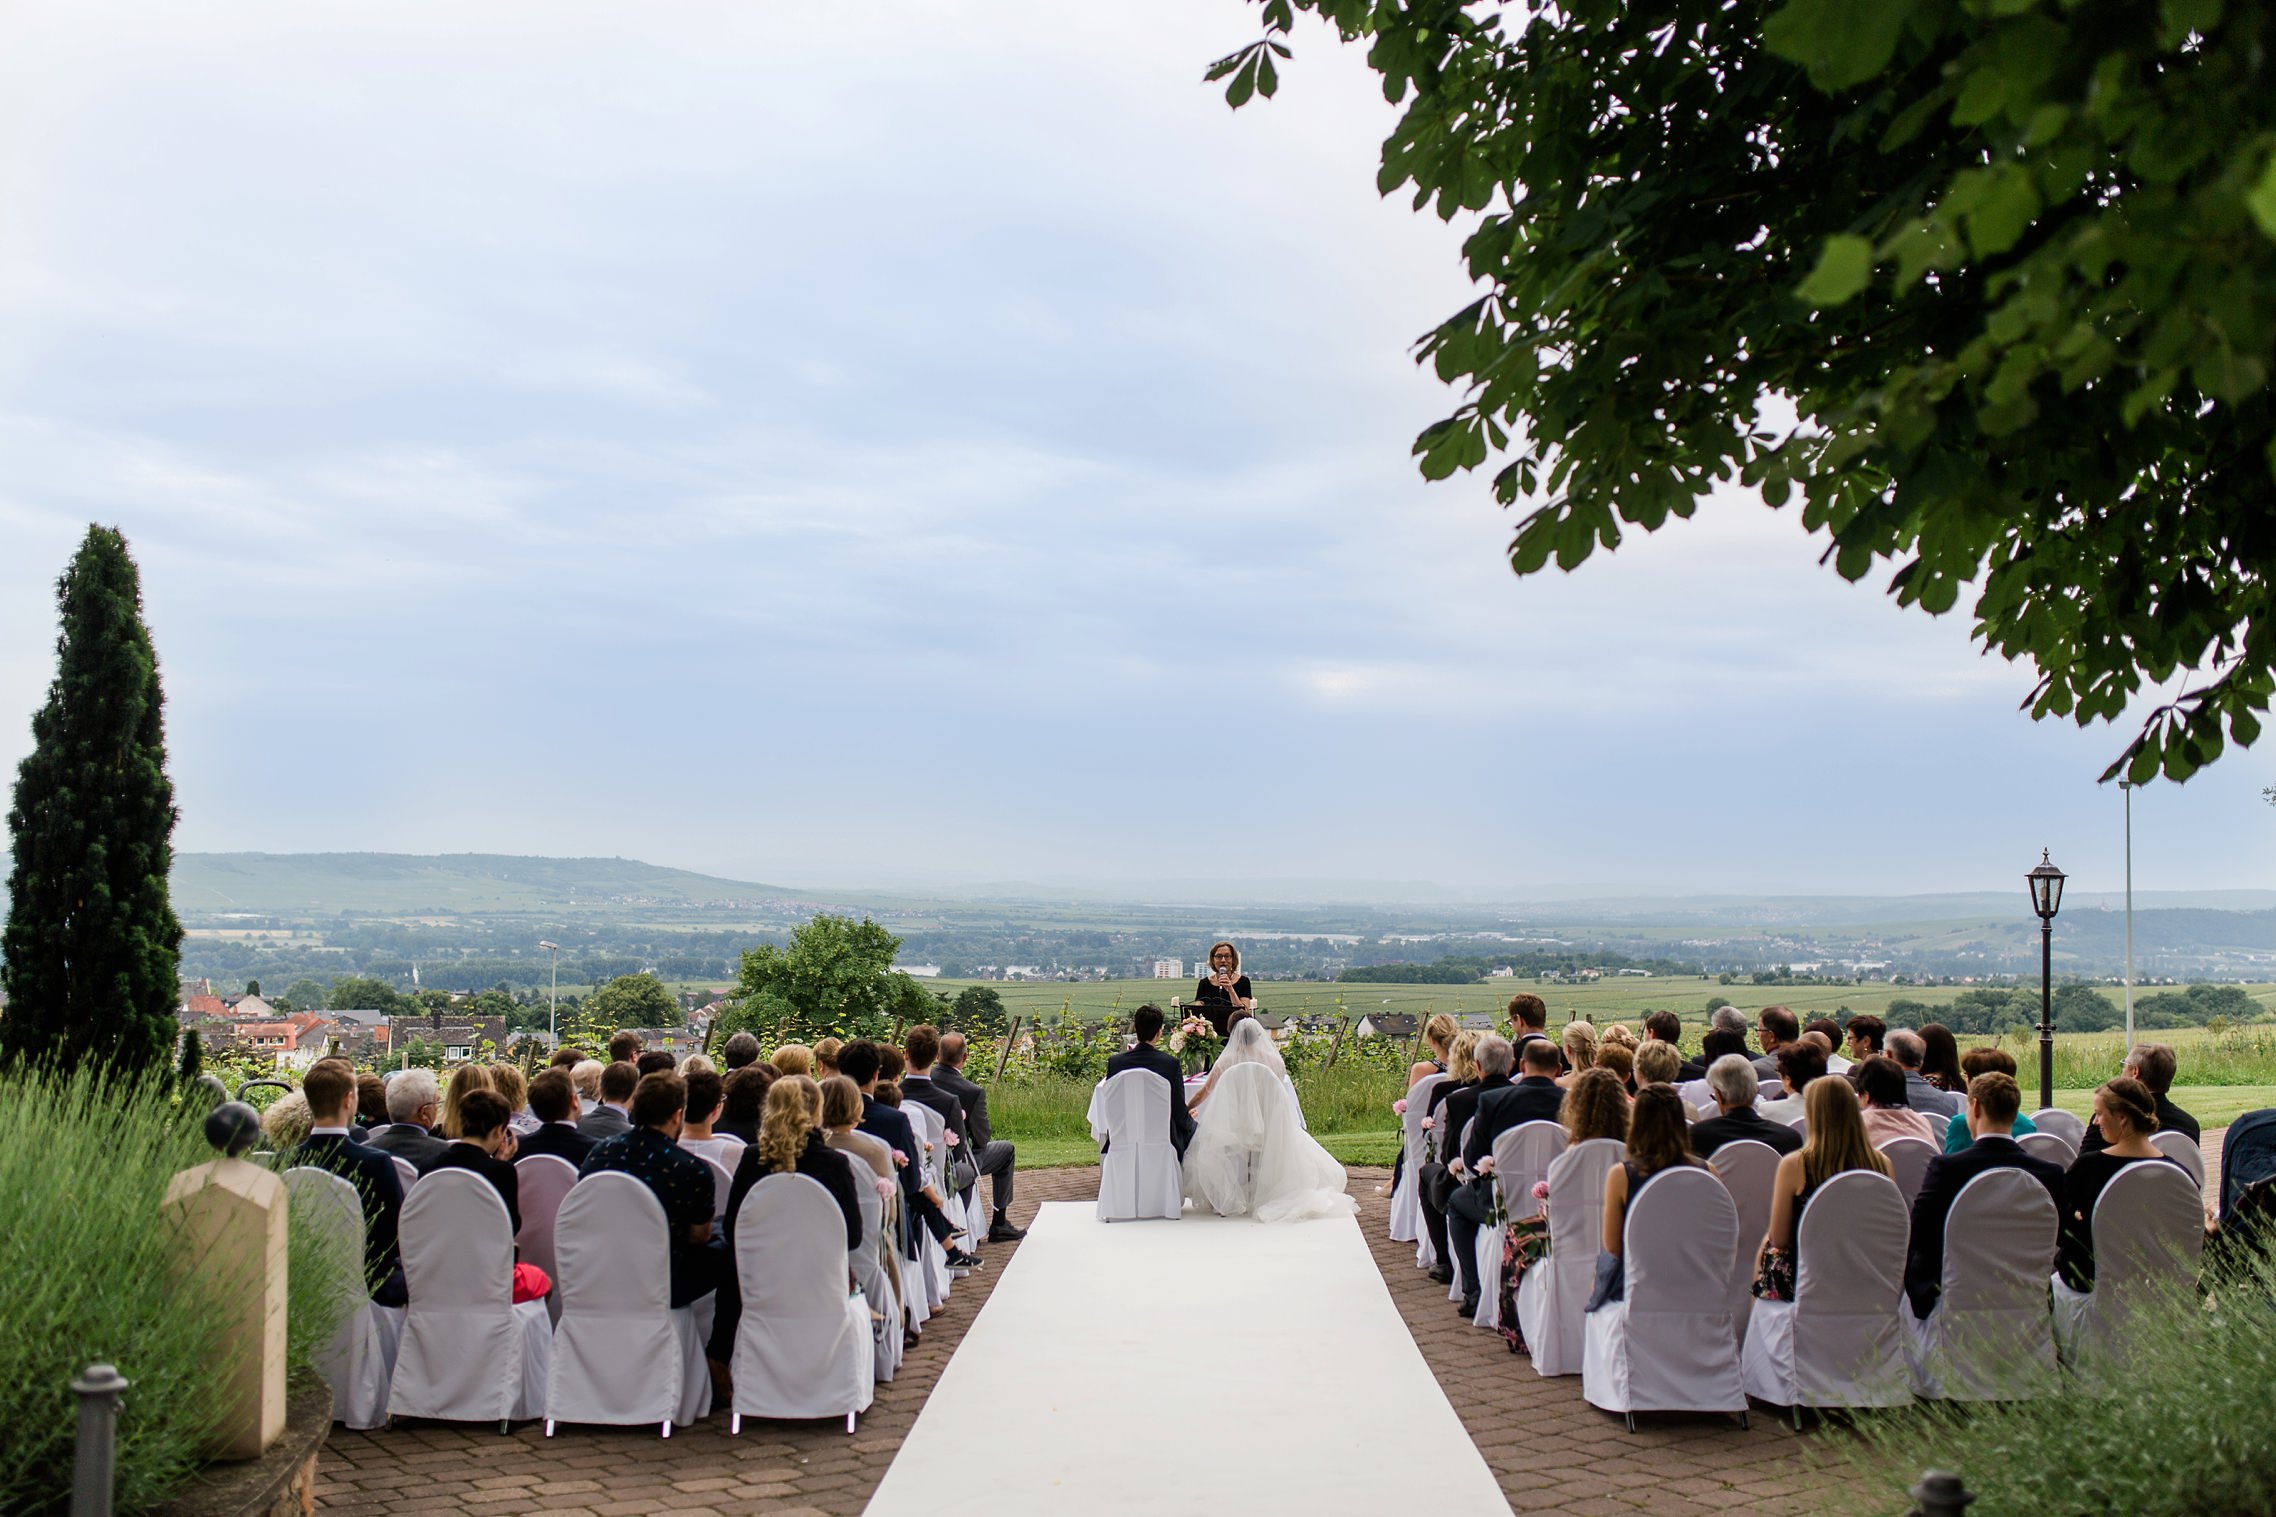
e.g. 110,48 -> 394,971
70,1363 -> 129,1517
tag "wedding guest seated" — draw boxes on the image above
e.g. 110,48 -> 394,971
1755,1041 -> 1825,1128
1600,1085 -> 1707,1278
876,1046 -> 908,1093
679,1053 -> 718,1078
1845,1014 -> 1888,1063
1448,1036 -> 1566,1316
1410,1013 -> 1458,1086
1757,1076 -> 1891,1282
367,1068 -> 449,1170
353,1072 -> 388,1142
773,1043 -> 814,1078
721,1031 -> 763,1072
569,1059 -> 605,1115
517,1068 -> 596,1165
1887,1029 -> 1961,1120
814,1037 -> 844,1077
1804,1018 -> 1852,1074
1417,1033 -> 1481,1279
438,1064 -> 497,1140
635,1050 -> 676,1078
1855,1055 -> 1937,1147
1598,1042 -> 1635,1094
260,1089 -> 313,1151
427,1089 -> 524,1233
1919,1023 -> 1967,1100
1678,1028 -> 1750,1112
1565,1067 -> 1630,1142
491,1062 -> 538,1135
1103,1004 -> 1196,1158
917,1026 -> 1025,1241
1561,1021 -> 1599,1076
2078,1042 -> 2199,1155
2058,1077 -> 2189,1291
1903,1071 -> 2063,1318
608,1029 -> 644,1065
1643,1011 -> 1684,1058
822,1075 -> 896,1184
1632,1040 -> 1680,1090
716,1064 -> 774,1145
710,1076 -> 864,1361
1690,1054 -> 1803,1159
548,1046 -> 588,1070
577,1061 -> 638,1139
842,1040 -> 975,1269
1753,1005 -> 1798,1083
1427,1037 -> 1515,1285
678,1068 -> 745,1167
290,1060 -> 408,1306
581,1071 -> 728,1311
1940,1049 -> 2037,1152
1505,993 -> 1551,1052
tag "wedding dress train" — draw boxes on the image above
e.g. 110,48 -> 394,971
1182,1021 -> 1357,1223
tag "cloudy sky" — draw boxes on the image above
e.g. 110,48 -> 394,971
0,0 -> 2264,901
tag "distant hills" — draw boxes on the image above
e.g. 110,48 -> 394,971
172,853 -> 790,915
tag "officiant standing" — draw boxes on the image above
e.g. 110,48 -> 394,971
1192,941 -> 1255,1036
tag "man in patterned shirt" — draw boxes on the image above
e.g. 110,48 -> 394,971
579,1071 -> 726,1309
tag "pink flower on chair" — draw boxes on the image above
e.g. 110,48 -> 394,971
892,1149 -> 909,1167
1530,1180 -> 1551,1202
1392,1098 -> 1408,1116
945,1130 -> 960,1147
873,1175 -> 898,1201
1475,1156 -> 1495,1176
1421,1117 -> 1435,1130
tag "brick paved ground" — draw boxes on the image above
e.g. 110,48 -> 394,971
320,1143 -> 2231,1516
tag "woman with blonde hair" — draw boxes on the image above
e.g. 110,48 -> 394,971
1631,1040 -> 1681,1089
438,1062 -> 497,1140
1409,1013 -> 1459,1087
813,1037 -> 843,1076
1600,1023 -> 1640,1055
489,1062 -> 537,1134
1561,1020 -> 1599,1075
1755,1075 -> 1891,1278
678,1052 -> 718,1078
258,1088 -> 313,1150
714,1076 -> 861,1359
772,1042 -> 814,1078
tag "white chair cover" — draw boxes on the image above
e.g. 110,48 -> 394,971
2017,1131 -> 2077,1167
2051,1160 -> 2203,1367
701,1155 -> 735,1222
1741,1171 -> 1910,1409
514,1154 -> 579,1324
2031,1108 -> 2087,1147
1516,1138 -> 1624,1376
389,1169 -> 552,1424
729,1174 -> 875,1429
2149,1129 -> 2205,1188
902,1103 -> 950,1306
1474,1121 -> 1567,1331
391,1154 -> 419,1196
1706,1139 -> 1780,1348
1388,1073 -> 1447,1247
1879,1137 -> 1935,1206
284,1167 -> 401,1431
1902,1167 -> 2058,1400
544,1172 -> 710,1432
846,1167 -> 901,1383
1088,1071 -> 1184,1222
1582,1167 -> 1745,1418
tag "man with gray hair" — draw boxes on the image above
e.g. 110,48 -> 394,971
1887,1029 -> 1962,1119
365,1066 -> 450,1170
1689,1053 -> 1802,1159
720,1030 -> 762,1071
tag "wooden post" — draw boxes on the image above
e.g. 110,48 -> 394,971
162,1154 -> 287,1460
992,1015 -> 1023,1086
1322,1014 -> 1351,1072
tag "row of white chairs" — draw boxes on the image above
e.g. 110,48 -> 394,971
290,1164 -> 875,1437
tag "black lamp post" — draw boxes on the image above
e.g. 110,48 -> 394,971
2026,849 -> 2067,1113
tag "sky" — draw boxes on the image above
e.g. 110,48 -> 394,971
0,0 -> 2267,903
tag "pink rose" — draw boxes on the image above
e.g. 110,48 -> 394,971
1393,1098 -> 1408,1116
892,1149 -> 908,1167
1421,1117 -> 1435,1130
873,1175 -> 897,1201
1530,1180 -> 1551,1202
1475,1156 -> 1495,1176
945,1130 -> 960,1147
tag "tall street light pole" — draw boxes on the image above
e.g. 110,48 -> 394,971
2026,851 -> 2067,1115
540,940 -> 560,1047
2121,782 -> 2135,1049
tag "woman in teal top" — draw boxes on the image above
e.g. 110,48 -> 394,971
1942,1048 -> 2037,1153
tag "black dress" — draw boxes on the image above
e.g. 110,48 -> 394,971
1191,975 -> 1253,1036
2056,1150 -> 2186,1290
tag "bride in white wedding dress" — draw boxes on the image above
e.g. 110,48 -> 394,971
1182,1018 -> 1358,1222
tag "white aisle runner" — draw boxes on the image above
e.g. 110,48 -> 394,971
862,1201 -> 1512,1517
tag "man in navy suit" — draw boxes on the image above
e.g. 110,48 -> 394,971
1446,1036 -> 1565,1316
290,1060 -> 408,1307
1903,1071 -> 2066,1319
1102,1004 -> 1197,1158
517,1068 -> 597,1166
842,1040 -> 978,1269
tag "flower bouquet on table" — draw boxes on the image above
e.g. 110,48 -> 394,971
1167,1016 -> 1221,1075
1497,1180 -> 1552,1355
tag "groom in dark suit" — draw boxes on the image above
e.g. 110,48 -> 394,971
1903,1070 -> 2065,1319
1104,1004 -> 1195,1158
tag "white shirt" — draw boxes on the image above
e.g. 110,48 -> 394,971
1827,1053 -> 1853,1075
679,1133 -> 746,1168
309,1125 -> 351,1138
1755,1094 -> 1806,1127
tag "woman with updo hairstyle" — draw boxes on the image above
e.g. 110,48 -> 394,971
438,1062 -> 498,1140
772,1043 -> 814,1078
1411,1013 -> 1458,1088
1561,1067 -> 1630,1145
1561,1020 -> 1599,1075
2056,1075 -> 2186,1290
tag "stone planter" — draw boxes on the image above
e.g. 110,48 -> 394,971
151,1379 -> 331,1517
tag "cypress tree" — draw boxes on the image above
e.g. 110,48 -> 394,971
2,526 -> 183,1075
